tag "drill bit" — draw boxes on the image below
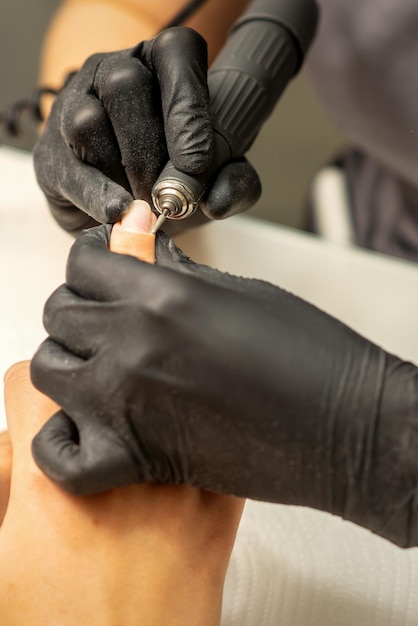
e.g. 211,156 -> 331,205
150,208 -> 170,234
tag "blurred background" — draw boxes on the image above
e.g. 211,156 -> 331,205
0,0 -> 345,229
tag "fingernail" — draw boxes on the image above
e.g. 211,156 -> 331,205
120,200 -> 157,234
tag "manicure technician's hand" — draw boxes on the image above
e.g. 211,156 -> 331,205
33,26 -> 261,237
31,227 -> 418,547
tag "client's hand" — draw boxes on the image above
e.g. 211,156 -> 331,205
0,431 -> 11,526
0,361 -> 243,625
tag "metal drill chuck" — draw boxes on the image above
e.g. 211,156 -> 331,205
151,178 -> 197,220
151,0 -> 319,233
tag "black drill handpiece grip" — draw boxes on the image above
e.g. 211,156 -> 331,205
152,0 -> 319,215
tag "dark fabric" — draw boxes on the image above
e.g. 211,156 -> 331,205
305,0 -> 418,261
306,0 -> 418,190
341,150 -> 418,263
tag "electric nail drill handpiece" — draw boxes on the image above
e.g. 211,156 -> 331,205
151,0 -> 319,232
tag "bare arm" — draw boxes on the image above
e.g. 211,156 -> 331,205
40,0 -> 250,90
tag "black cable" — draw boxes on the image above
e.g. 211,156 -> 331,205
0,0 -> 208,141
0,86 -> 58,138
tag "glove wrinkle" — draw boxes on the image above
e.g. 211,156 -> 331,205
31,227 -> 418,547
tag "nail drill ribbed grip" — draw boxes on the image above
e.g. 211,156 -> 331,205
152,0 -> 319,215
209,20 -> 297,159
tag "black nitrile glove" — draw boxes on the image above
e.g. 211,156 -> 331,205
33,27 -> 261,236
30,227 -> 418,548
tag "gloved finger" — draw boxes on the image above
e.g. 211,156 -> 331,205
34,52 -> 132,232
49,202 -> 100,236
65,225 -> 167,301
42,285 -> 115,358
32,412 -> 141,495
93,56 -> 166,201
34,137 -> 133,226
31,338 -> 89,409
155,231 -> 247,289
138,27 -> 212,174
156,231 -> 206,272
156,231 -> 283,307
201,157 -> 262,219
61,93 -> 130,191
157,157 -> 260,235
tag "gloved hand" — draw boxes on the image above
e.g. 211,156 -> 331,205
33,26 -> 261,236
30,227 -> 418,548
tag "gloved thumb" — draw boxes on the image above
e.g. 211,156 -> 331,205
32,411 -> 141,495
155,231 -> 221,285
155,230 -> 251,293
155,231 -> 197,269
201,157 -> 262,220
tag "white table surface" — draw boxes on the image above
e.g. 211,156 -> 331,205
1,146 -> 418,625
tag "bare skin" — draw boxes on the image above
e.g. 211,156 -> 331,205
0,361 -> 243,625
0,431 -> 11,526
40,0 -> 250,93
